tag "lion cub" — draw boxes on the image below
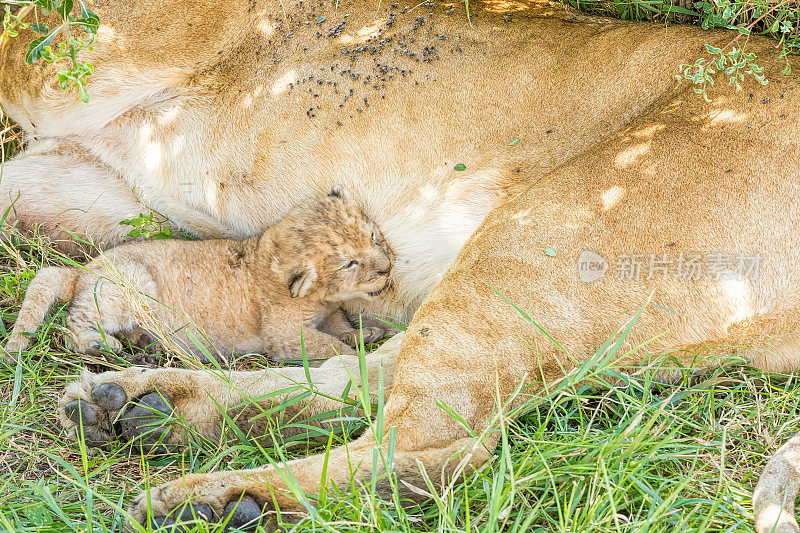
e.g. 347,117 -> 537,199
3,188 -> 393,363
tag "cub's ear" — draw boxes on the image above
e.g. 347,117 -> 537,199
288,263 -> 318,298
328,185 -> 351,201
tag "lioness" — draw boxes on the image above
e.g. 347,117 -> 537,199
1,0 -> 799,530
4,187 -> 392,363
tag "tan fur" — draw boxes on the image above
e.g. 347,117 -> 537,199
755,431 -> 800,533
4,191 -> 392,362
2,0 -> 800,529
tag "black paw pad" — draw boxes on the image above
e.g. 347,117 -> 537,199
151,503 -> 214,531
76,425 -> 110,447
64,399 -> 98,426
223,496 -> 262,530
149,516 -> 176,530
91,383 -> 128,410
119,392 -> 174,448
174,502 -> 214,522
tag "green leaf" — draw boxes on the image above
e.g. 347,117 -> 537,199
120,214 -> 149,227
30,22 -> 50,34
56,0 -> 74,20
79,1 -> 96,19
736,26 -> 751,35
544,247 -> 556,257
454,163 -> 466,171
508,138 -> 520,146
77,81 -> 89,103
25,27 -> 60,64
34,0 -> 58,16
704,44 -> 722,54
21,503 -> 51,527
668,5 -> 697,15
781,64 -> 792,76
75,11 -> 99,36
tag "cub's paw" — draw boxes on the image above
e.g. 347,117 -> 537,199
339,326 -> 385,347
361,326 -> 386,344
59,370 -> 175,450
66,332 -> 124,355
3,332 -> 31,361
128,476 -> 269,531
4,333 -> 31,362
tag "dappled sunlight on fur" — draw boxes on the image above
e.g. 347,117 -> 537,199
1,0 -> 800,530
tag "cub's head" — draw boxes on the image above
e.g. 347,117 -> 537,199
279,186 -> 393,302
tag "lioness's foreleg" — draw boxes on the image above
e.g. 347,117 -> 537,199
123,295 -> 526,527
58,333 -> 402,447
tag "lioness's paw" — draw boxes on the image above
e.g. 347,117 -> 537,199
59,370 -> 175,450
128,478 -> 266,531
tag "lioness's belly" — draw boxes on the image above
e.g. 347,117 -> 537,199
0,1 -> 731,320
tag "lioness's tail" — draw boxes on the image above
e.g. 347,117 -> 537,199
3,266 -> 79,362
754,431 -> 800,533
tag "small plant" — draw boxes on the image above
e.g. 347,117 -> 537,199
119,213 -> 174,240
1,0 -> 99,102
565,0 -> 799,97
678,43 -> 767,100
675,0 -> 798,98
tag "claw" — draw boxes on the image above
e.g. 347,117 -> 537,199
223,496 -> 262,531
92,382 -> 127,410
64,399 -> 98,426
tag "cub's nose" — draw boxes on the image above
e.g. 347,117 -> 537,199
373,255 -> 392,275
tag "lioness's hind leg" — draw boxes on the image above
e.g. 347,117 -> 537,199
754,430 -> 800,533
0,144 -> 148,254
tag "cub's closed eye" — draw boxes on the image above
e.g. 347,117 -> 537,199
344,260 -> 359,269
371,230 -> 381,243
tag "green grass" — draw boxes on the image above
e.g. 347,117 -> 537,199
2,3 -> 800,530
565,0 -> 799,52
0,229 -> 799,532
